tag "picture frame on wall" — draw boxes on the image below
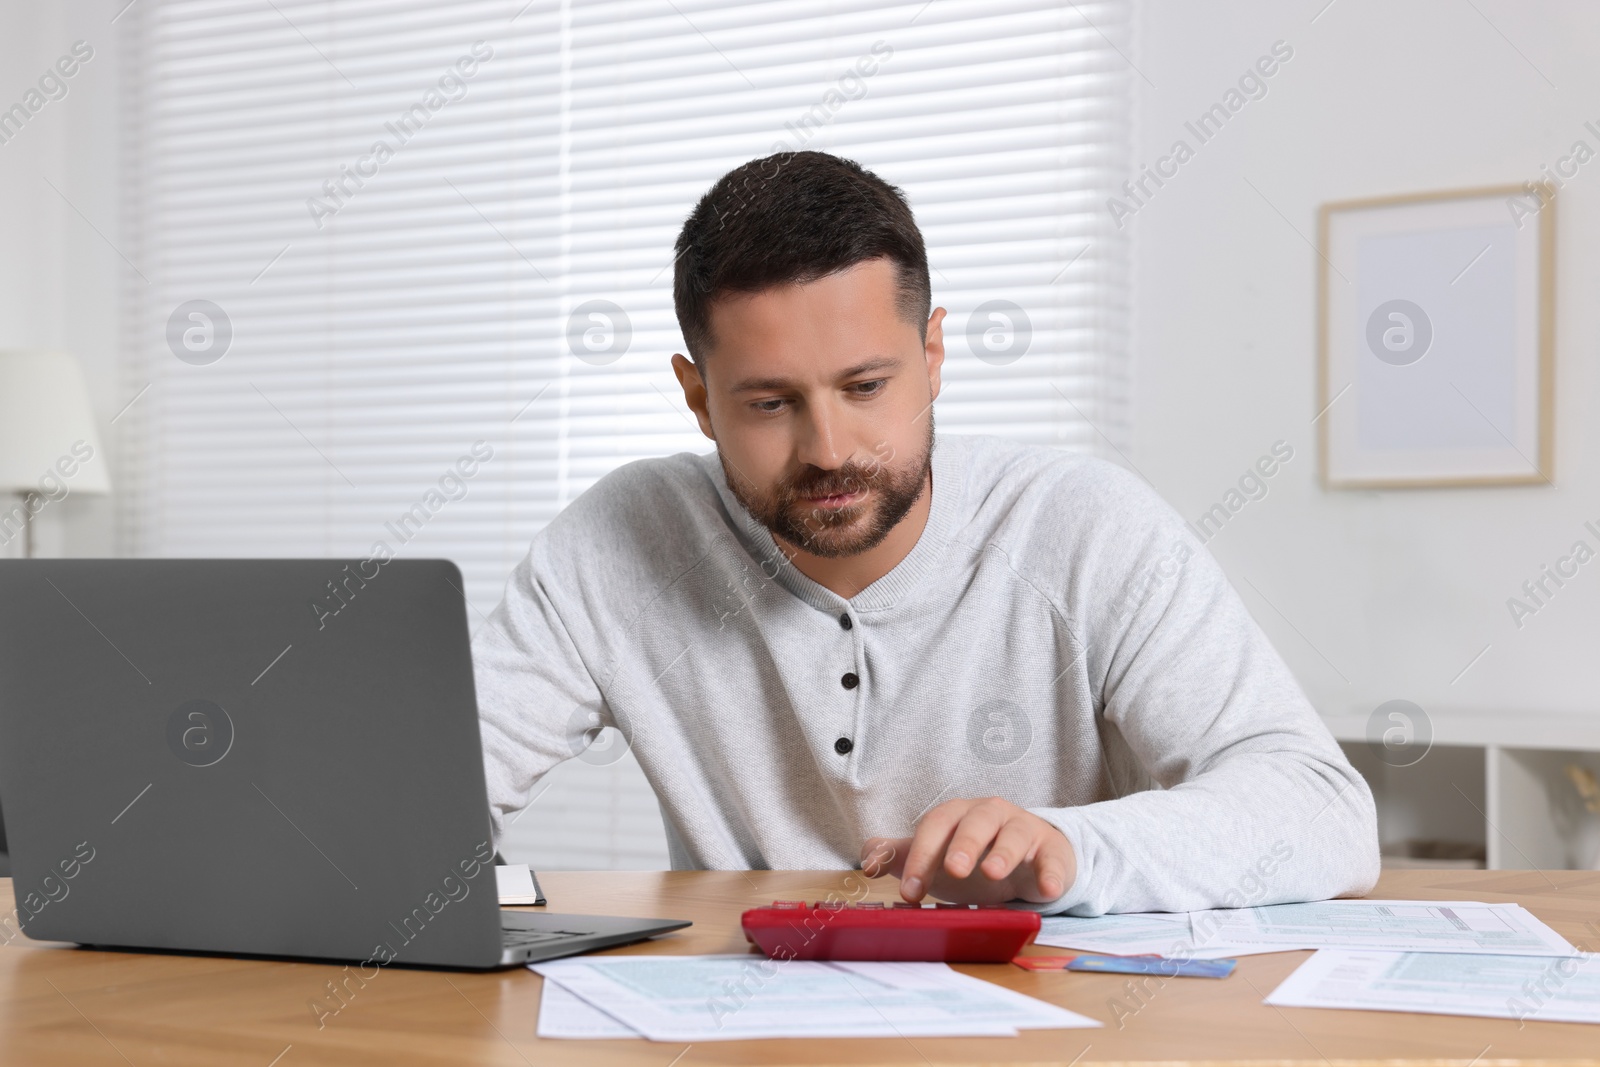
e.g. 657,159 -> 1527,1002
1317,185 -> 1555,488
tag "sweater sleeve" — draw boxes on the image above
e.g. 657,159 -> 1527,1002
1020,464 -> 1380,916
472,545 -> 609,845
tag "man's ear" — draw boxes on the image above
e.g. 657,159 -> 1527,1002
671,352 -> 717,441
923,307 -> 946,408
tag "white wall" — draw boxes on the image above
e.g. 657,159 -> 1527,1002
0,0 -> 122,558
10,0 -> 1597,865
1132,0 -> 1600,726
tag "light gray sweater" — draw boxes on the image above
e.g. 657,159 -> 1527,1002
473,433 -> 1380,915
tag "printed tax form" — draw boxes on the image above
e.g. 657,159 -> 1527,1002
531,954 -> 1099,1041
1038,901 -> 1577,959
1267,950 -> 1600,1025
1190,900 -> 1577,956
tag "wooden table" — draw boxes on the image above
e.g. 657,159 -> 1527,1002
1,869 -> 1598,1065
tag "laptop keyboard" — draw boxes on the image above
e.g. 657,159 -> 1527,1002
501,926 -> 591,948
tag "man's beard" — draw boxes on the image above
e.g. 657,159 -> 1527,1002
722,416 -> 934,560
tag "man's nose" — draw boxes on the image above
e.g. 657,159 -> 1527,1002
794,398 -> 846,471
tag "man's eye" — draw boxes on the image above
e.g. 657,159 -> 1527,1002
851,379 -> 887,397
751,398 -> 788,415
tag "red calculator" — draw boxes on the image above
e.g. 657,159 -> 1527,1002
741,900 -> 1041,963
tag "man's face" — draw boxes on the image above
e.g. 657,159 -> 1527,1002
673,257 -> 944,559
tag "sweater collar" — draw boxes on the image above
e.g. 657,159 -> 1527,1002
709,433 -> 965,614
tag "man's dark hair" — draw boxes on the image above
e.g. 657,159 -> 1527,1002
672,151 -> 931,365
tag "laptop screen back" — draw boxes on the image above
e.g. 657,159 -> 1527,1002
0,559 -> 504,968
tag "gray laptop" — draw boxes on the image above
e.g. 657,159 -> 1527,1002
0,559 -> 688,969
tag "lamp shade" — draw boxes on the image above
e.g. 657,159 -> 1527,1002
0,351 -> 110,496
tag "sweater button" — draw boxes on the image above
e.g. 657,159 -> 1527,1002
839,613 -> 853,630
841,672 -> 859,690
834,737 -> 853,755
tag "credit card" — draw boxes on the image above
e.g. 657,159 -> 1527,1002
1067,954 -> 1236,978
1011,955 -> 1080,971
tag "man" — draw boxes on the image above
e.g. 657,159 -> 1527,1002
473,151 -> 1379,915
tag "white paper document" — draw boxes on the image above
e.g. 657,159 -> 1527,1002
537,979 -> 640,1039
531,954 -> 1099,1041
1036,912 -> 1201,956
1192,900 -> 1577,957
1037,911 -> 1311,959
1039,901 -> 1576,961
1267,949 -> 1600,1025
495,864 -> 543,905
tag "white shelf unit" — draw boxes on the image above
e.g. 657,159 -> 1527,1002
1322,712 -> 1600,871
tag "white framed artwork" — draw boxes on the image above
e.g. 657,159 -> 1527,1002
1318,186 -> 1555,488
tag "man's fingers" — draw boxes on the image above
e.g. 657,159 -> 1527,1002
978,816 -> 1038,882
1030,835 -> 1073,902
899,801 -> 969,900
881,799 -> 1078,906
860,836 -> 908,878
942,800 -> 1009,880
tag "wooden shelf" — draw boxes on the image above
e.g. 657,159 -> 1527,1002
1325,713 -> 1600,872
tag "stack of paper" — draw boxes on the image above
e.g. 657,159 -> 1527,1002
1037,900 -> 1578,960
531,954 -> 1100,1041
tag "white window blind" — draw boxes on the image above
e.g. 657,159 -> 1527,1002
118,0 -> 1132,869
